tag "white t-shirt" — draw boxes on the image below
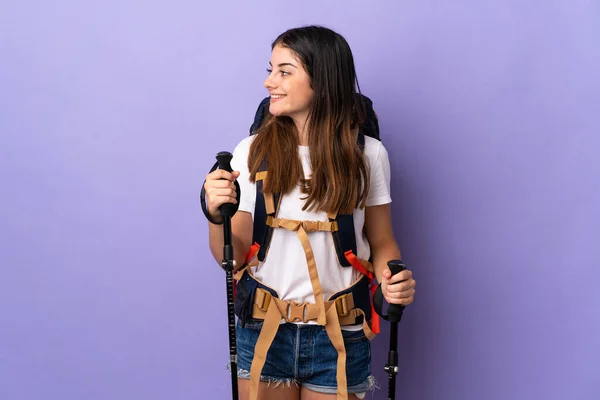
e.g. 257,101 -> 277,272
231,135 -> 392,305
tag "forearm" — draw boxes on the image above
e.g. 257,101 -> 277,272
371,239 -> 402,283
208,222 -> 249,269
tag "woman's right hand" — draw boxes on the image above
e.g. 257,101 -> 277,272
203,169 -> 241,223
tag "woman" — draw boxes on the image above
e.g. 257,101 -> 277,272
204,25 -> 416,400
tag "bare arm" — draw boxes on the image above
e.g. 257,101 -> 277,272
365,203 -> 415,305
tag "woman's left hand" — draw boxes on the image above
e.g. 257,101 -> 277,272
381,268 -> 416,306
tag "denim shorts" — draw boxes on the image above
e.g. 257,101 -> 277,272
236,319 -> 374,395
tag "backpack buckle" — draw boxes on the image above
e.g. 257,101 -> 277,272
335,295 -> 354,317
302,220 -> 319,232
255,289 -> 272,312
286,301 -> 308,322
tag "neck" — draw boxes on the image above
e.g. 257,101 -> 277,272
293,115 -> 309,146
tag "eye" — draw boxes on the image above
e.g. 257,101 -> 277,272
280,71 -> 290,76
266,68 -> 272,74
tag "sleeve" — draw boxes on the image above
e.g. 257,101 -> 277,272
230,138 -> 256,215
365,141 -> 392,207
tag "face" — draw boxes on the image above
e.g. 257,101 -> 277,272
264,44 -> 314,124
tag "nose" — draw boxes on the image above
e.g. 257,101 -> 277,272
264,73 -> 276,90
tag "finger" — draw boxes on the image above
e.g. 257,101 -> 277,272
384,294 -> 412,304
208,187 -> 238,198
205,179 -> 238,195
207,180 -> 238,191
386,279 -> 415,293
385,289 -> 415,303
387,295 -> 414,306
384,285 -> 414,298
388,269 -> 412,284
206,183 -> 237,194
396,288 -> 416,299
209,194 -> 238,207
207,169 -> 236,182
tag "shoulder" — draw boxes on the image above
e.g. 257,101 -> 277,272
232,135 -> 258,160
231,135 -> 258,174
234,135 -> 257,153
362,135 -> 389,164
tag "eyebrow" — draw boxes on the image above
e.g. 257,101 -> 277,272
268,61 -> 298,69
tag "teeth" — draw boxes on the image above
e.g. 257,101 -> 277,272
271,94 -> 286,99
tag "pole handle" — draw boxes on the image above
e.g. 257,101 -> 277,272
215,151 -> 238,218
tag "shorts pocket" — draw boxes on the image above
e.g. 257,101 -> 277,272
238,319 -> 264,330
342,328 -> 368,344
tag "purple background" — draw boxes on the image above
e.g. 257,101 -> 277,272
1,1 -> 599,399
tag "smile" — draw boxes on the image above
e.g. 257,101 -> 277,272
270,94 -> 286,99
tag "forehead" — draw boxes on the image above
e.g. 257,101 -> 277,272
270,44 -> 300,64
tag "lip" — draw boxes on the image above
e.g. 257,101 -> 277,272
270,94 -> 286,103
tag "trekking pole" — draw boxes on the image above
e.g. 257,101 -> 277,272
373,259 -> 406,400
215,151 -> 239,400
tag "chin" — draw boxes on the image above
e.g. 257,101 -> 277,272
268,105 -> 286,117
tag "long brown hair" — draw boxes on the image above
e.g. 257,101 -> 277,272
249,26 -> 369,215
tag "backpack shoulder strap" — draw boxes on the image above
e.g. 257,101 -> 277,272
252,160 -> 281,262
329,131 -> 368,267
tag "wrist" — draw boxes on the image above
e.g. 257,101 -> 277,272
206,210 -> 224,225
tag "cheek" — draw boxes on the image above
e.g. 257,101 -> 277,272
290,82 -> 312,105
301,88 -> 315,107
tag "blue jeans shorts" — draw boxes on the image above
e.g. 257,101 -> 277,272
236,319 -> 375,396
